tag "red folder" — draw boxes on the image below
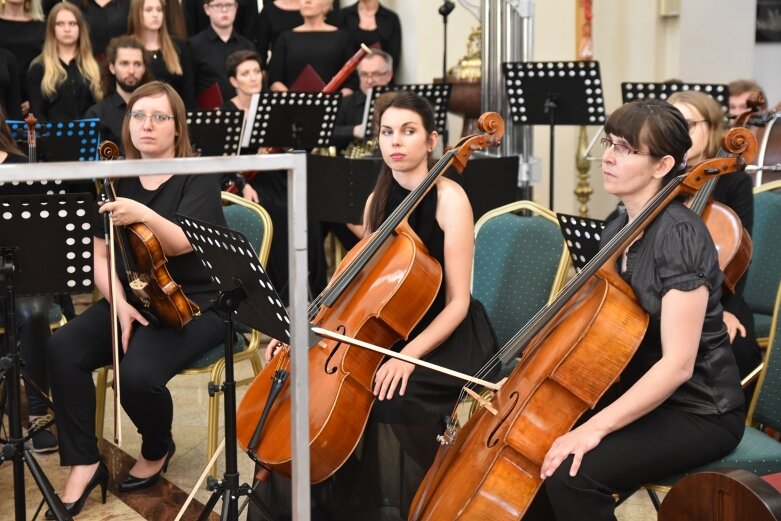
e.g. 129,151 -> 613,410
290,65 -> 325,93
197,82 -> 224,110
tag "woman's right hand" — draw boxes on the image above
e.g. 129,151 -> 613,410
265,338 -> 287,363
117,299 -> 149,352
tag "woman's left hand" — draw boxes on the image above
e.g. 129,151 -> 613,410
99,197 -> 152,226
373,358 -> 415,400
242,184 -> 260,203
540,422 -> 607,479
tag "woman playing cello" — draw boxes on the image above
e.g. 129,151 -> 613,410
45,81 -> 225,518
256,91 -> 497,520
526,99 -> 745,520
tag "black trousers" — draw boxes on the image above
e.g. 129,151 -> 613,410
46,300 -> 223,467
525,405 -> 744,521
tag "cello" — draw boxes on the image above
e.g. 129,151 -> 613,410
409,127 -> 757,520
235,112 -> 504,483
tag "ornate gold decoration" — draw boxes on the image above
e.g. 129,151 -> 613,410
448,26 -> 481,80
575,127 -> 594,216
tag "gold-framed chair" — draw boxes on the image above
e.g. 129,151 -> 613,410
95,191 -> 273,476
745,180 -> 781,348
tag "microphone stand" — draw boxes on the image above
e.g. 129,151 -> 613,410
438,0 -> 455,146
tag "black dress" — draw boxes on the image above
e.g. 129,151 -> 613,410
338,2 -> 401,72
146,38 -> 196,109
0,49 -> 22,120
253,179 -> 499,520
0,18 -> 45,103
74,0 -> 131,58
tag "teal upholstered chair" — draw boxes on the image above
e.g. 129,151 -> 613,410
643,281 -> 781,509
95,191 -> 273,476
472,200 -> 570,349
744,181 -> 781,347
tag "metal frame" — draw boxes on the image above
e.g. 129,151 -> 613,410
0,153 -> 313,519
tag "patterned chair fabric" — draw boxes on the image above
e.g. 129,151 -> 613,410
745,183 -> 781,343
472,200 -> 570,349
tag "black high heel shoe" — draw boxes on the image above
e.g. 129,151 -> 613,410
118,440 -> 176,492
45,460 -> 108,519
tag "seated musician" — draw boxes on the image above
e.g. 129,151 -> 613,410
525,99 -> 745,521
45,81 -> 225,518
669,91 -> 761,396
257,91 -> 498,520
727,79 -> 767,119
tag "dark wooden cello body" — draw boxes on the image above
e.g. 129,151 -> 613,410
409,127 -> 757,520
235,113 -> 504,484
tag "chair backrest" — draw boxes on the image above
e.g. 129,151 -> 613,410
472,200 -> 570,348
220,191 -> 273,267
744,181 -> 781,316
748,282 -> 781,432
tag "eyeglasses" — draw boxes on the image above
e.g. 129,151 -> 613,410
127,111 -> 175,124
600,137 -> 650,157
208,2 -> 237,10
359,71 -> 389,80
686,119 -> 706,131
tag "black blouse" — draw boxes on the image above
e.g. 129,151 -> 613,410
27,59 -> 97,121
338,2 -> 401,71
145,37 -> 196,109
74,0 -> 131,58
0,18 -> 45,102
256,3 -> 341,69
267,29 -> 357,91
0,49 -> 22,120
601,199 -> 744,415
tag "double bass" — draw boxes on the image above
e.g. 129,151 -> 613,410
409,127 -> 757,520
235,113 -> 504,483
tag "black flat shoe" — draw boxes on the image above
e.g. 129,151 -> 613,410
45,460 -> 108,519
118,440 -> 176,493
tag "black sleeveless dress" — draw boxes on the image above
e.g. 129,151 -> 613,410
253,179 -> 498,520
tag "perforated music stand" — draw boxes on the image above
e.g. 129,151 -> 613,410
503,61 -> 606,209
175,213 -> 288,521
363,83 -> 452,138
187,110 -> 244,157
621,82 -> 729,111
0,192 -> 94,521
7,118 -> 101,162
556,212 -> 606,272
241,92 -> 342,150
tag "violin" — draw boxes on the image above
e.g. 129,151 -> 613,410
98,141 -> 200,329
235,113 -> 504,484
409,127 -> 758,520
25,113 -> 36,163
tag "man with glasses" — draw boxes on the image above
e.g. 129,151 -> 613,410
331,49 -> 394,153
188,0 -> 256,106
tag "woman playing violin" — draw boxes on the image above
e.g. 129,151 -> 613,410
669,90 -> 761,389
45,81 -> 225,518
526,99 -> 745,521
257,91 -> 497,520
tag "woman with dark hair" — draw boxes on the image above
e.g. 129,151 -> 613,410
258,90 -> 497,520
524,99 -> 745,521
27,2 -> 102,120
668,90 -> 761,389
46,81 -> 225,518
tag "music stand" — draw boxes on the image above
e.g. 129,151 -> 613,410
556,212 -> 606,272
621,82 -> 730,112
175,213 -> 289,521
503,60 -> 606,209
363,84 -> 451,139
0,192 -> 94,521
187,110 -> 244,157
242,92 -> 342,150
7,118 -> 101,162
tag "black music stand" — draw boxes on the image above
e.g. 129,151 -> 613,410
363,84 -> 451,139
175,213 -> 289,521
0,193 -> 94,521
556,212 -> 606,272
7,118 -> 101,162
242,92 -> 342,150
307,154 -> 382,224
503,61 -> 606,209
187,110 -> 244,156
621,82 -> 730,112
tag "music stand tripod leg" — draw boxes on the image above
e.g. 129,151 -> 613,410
0,249 -> 72,521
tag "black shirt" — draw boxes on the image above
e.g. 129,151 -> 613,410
331,89 -> 365,149
256,3 -> 341,69
601,199 -> 744,415
85,91 -> 127,152
182,0 -> 258,43
94,173 -> 226,308
188,26 -> 255,101
74,0 -> 131,58
27,59 -> 97,121
0,18 -> 45,102
146,37 -> 196,109
0,49 -> 22,120
338,2 -> 401,72
267,29 -> 357,91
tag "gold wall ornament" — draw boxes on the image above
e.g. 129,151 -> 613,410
448,26 -> 481,80
575,0 -> 594,216
575,126 -> 594,217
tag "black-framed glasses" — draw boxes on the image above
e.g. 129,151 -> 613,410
127,111 -> 175,124
686,119 -> 706,131
600,137 -> 649,157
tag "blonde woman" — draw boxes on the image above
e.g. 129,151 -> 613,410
0,0 -> 45,115
27,2 -> 101,121
127,0 -> 195,108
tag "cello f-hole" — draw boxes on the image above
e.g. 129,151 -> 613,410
487,391 -> 519,448
324,324 -> 347,374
